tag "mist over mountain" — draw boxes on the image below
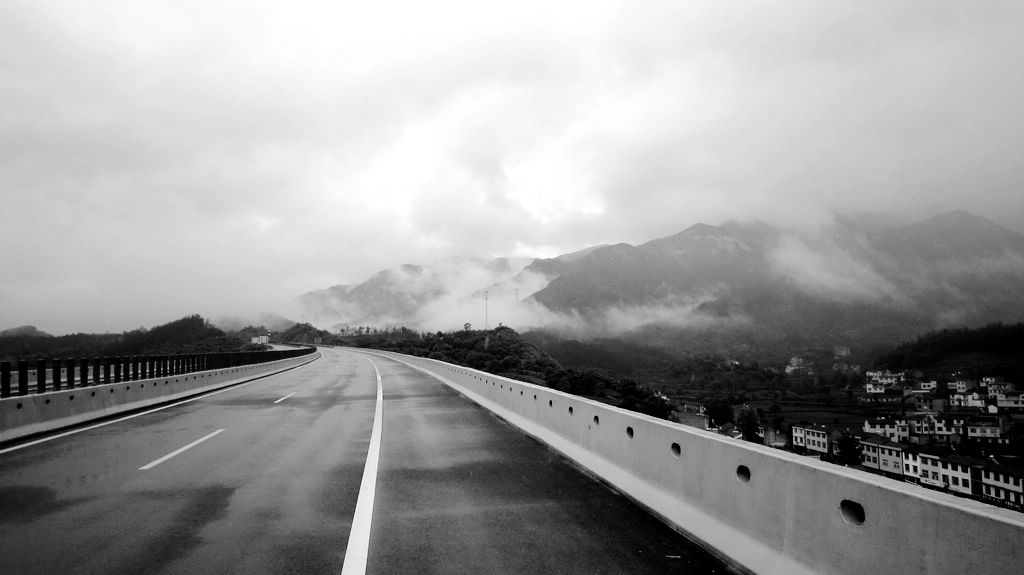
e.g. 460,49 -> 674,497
299,210 -> 1024,362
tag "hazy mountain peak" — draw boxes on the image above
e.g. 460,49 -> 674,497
0,325 -> 54,338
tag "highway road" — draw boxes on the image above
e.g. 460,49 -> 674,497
0,348 -> 729,574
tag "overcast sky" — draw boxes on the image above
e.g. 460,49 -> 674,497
3,1 -> 1023,334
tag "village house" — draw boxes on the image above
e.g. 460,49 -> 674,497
966,416 -> 1011,445
907,414 -> 965,444
918,448 -> 982,495
981,461 -> 1024,511
950,387 -> 987,409
791,423 -> 837,458
982,377 -> 1014,397
858,387 -> 907,405
951,379 -> 974,393
911,392 -> 947,413
909,380 -> 940,394
791,425 -> 806,450
944,454 -> 984,496
865,370 -> 905,387
860,435 -> 905,479
863,417 -> 911,442
996,390 -> 1024,410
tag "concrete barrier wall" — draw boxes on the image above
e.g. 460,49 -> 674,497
0,351 -> 320,444
367,350 -> 1024,575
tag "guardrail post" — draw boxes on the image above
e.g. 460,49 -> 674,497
103,358 -> 111,384
1,362 -> 10,397
66,358 -> 75,389
18,360 -> 28,395
36,358 -> 47,393
133,356 -> 141,380
80,358 -> 89,387
91,357 -> 100,386
53,358 -> 63,390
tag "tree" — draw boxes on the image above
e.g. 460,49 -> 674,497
464,323 -> 472,332
835,433 -> 862,466
703,397 -> 734,427
736,406 -> 761,443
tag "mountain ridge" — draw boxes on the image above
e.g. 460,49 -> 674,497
298,210 -> 1024,361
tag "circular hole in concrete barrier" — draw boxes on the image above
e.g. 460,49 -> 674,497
533,394 -> 537,400
671,442 -> 681,458
90,392 -> 95,397
626,426 -> 634,439
548,399 -> 553,407
737,465 -> 751,482
568,406 -> 574,415
44,399 -> 50,405
840,500 -> 865,526
110,389 -> 114,394
520,390 -> 524,396
593,415 -> 600,425
69,395 -> 74,401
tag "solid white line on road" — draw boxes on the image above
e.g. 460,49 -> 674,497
139,428 -> 225,471
273,392 -> 295,404
341,354 -> 384,575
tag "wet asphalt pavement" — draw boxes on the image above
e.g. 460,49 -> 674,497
0,348 -> 729,574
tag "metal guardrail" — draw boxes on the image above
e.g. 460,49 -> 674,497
0,347 -> 316,398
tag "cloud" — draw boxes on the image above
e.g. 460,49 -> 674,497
768,235 -> 904,303
2,1 -> 1023,333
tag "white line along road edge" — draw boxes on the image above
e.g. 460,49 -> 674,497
341,354 -> 384,575
273,392 -> 295,404
139,428 -> 225,471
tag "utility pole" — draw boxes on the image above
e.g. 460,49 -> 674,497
484,290 -> 489,330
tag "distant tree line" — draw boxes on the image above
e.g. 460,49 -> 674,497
0,314 -> 264,361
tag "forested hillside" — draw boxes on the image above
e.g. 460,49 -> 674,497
0,314 -> 263,361
874,322 -> 1024,380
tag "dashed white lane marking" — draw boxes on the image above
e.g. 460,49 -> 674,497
139,428 -> 225,471
341,354 -> 384,575
273,392 -> 295,404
